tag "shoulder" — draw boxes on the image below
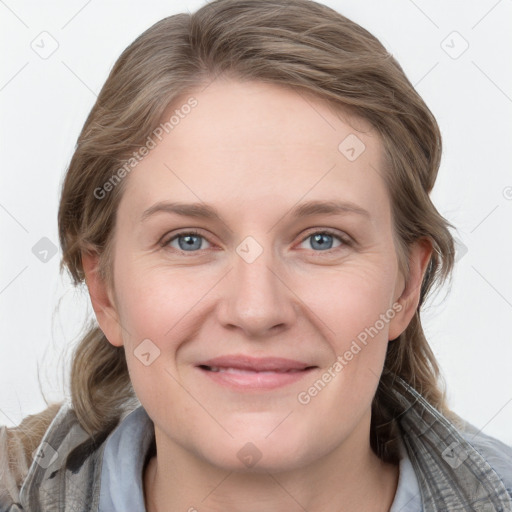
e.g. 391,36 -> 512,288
0,402 -> 63,509
456,414 -> 512,492
2,400 -> 136,512
392,378 -> 512,508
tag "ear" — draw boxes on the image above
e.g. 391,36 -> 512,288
388,238 -> 433,341
82,250 -> 124,347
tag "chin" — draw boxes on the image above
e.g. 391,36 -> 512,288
194,427 -> 320,474
205,448 -> 311,475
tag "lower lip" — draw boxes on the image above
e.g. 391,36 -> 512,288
197,366 -> 316,390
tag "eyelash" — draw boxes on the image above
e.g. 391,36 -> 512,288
160,228 -> 353,257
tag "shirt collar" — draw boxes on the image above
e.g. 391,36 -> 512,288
98,405 -> 155,512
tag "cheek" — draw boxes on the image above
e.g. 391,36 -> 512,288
113,256 -> 210,341
110,261 -> 177,387
112,258 -> 221,406
293,261 -> 397,401
298,258 -> 398,342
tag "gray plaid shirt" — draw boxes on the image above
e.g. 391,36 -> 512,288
2,377 -> 512,511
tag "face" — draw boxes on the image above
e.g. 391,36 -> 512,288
86,79 -> 428,473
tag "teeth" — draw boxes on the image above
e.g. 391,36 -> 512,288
206,366 -> 302,374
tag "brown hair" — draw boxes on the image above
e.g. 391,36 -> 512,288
54,0 -> 456,464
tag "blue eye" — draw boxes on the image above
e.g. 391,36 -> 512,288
299,231 -> 344,251
166,231 -> 211,252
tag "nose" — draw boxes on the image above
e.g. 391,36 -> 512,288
216,244 -> 297,338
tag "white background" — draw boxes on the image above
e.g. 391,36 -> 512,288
1,0 -> 511,445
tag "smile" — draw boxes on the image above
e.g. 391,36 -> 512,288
196,356 -> 317,390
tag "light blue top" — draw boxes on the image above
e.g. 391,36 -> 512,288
98,405 -> 422,512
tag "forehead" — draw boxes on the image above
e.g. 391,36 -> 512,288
118,79 -> 390,223
163,79 -> 379,156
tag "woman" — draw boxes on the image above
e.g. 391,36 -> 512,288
1,0 -> 511,510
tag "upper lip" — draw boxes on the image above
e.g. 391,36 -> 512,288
197,355 -> 315,372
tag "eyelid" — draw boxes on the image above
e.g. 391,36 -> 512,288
298,227 -> 352,244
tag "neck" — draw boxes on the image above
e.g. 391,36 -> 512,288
143,419 -> 399,512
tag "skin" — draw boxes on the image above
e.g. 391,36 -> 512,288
83,78 -> 432,512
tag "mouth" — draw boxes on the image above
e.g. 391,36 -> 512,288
199,366 -> 309,374
196,355 -> 317,390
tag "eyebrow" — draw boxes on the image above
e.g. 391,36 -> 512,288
140,199 -> 371,222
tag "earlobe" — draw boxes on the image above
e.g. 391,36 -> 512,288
388,239 -> 433,341
82,250 -> 124,347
